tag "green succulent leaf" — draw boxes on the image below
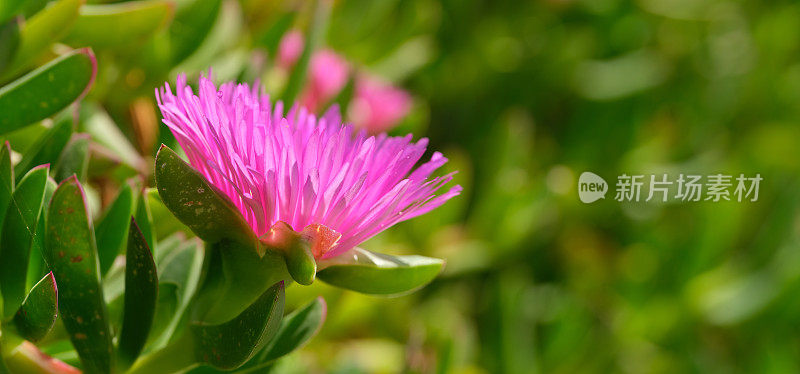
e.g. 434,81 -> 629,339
254,296 -> 326,364
153,232 -> 186,267
25,176 -> 55,291
17,0 -> 49,20
64,0 -> 173,50
134,186 -> 155,252
186,297 -> 326,374
154,145 -> 259,253
13,272 -> 57,342
0,164 -> 48,319
0,17 -> 20,75
317,247 -> 445,296
0,339 -> 8,373
14,112 -> 72,181
128,281 -> 285,374
147,187 -> 192,243
0,0 -> 83,81
53,133 -> 90,183
149,236 -> 203,350
95,179 -> 137,276
0,122 -> 46,154
195,240 -> 288,325
0,142 -> 13,235
0,1 -> 23,23
191,281 -> 285,370
44,176 -> 113,374
169,0 -> 222,64
118,217 -> 159,368
0,48 -> 95,135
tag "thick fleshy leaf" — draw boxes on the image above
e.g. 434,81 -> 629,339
254,297 -> 326,364
53,133 -> 89,182
169,0 -> 221,64
317,247 -> 445,295
158,238 -> 202,295
0,142 -> 13,236
13,113 -> 72,181
134,186 -> 155,252
154,145 -> 259,253
0,17 -> 20,75
0,0 -> 83,81
0,122 -> 46,154
0,339 -> 8,373
0,48 -> 96,134
100,256 -> 124,330
148,236 -> 203,350
192,281 -> 285,370
194,240 -> 288,325
17,0 -> 49,19
117,218 -> 158,368
95,180 -> 137,275
127,281 -> 284,374
281,0 -> 331,104
154,232 -> 186,267
0,1 -> 23,23
0,164 -> 48,319
13,272 -> 57,342
44,176 -> 113,374
64,1 -> 172,49
25,176 -> 56,291
148,188 -> 193,246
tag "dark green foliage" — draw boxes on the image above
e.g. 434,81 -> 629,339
117,218 -> 158,368
0,165 -> 48,319
12,272 -> 57,342
0,49 -> 95,134
44,176 -> 113,374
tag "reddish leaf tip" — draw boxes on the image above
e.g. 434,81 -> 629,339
75,48 -> 97,100
47,271 -> 58,310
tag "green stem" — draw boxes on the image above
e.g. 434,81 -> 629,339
127,334 -> 196,374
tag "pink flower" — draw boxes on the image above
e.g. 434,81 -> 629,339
156,75 -> 461,259
300,49 -> 350,112
350,74 -> 413,134
277,30 -> 304,69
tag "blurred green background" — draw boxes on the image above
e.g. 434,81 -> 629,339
316,1 -> 800,373
5,0 -> 800,372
